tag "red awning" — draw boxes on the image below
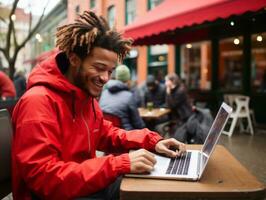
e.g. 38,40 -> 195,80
123,0 -> 266,44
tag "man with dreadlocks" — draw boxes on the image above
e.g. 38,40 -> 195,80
11,11 -> 186,200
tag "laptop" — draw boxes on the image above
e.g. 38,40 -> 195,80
127,102 -> 232,181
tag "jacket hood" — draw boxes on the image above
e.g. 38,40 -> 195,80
106,80 -> 129,93
27,52 -> 87,100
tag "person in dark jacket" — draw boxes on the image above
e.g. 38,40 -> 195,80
166,73 -> 193,123
144,75 -> 166,108
14,69 -> 26,98
100,65 -> 145,130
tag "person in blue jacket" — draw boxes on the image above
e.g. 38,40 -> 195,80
100,65 -> 145,130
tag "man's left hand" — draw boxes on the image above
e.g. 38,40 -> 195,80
155,138 -> 186,158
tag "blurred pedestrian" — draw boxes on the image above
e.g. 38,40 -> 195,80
144,75 -> 166,108
14,69 -> 26,98
0,70 -> 16,100
100,64 -> 145,130
165,73 -> 193,123
12,11 -> 185,200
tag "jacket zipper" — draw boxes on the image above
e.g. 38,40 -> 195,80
81,97 -> 91,152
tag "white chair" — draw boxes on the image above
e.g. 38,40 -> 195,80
222,95 -> 254,137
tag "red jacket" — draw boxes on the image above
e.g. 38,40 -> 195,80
12,53 -> 162,200
0,71 -> 16,98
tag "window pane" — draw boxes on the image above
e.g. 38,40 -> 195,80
148,0 -> 164,10
181,41 -> 212,90
148,45 -> 168,83
108,6 -> 115,28
126,0 -> 136,25
90,0 -> 96,8
75,5 -> 80,14
251,32 -> 266,93
219,36 -> 243,92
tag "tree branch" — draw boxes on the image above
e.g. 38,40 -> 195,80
0,47 -> 5,53
0,16 -> 6,23
6,0 -> 19,54
17,1 -> 48,53
28,12 -> 32,35
12,23 -> 18,48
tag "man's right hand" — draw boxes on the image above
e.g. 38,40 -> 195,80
128,149 -> 157,173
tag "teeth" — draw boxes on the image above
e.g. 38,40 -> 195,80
94,82 -> 103,88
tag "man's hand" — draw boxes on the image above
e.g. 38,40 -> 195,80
155,138 -> 186,158
128,149 -> 156,173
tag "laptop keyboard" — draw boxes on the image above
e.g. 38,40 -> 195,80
165,152 -> 192,175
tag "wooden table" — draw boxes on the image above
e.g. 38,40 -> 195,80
120,145 -> 265,200
138,108 -> 171,120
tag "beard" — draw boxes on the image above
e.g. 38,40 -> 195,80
73,64 -> 104,98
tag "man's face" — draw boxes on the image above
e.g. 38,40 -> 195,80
74,47 -> 117,97
147,82 -> 156,92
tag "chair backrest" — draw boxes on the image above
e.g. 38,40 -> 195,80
103,113 -> 121,128
234,95 -> 250,115
0,98 -> 18,116
0,109 -> 12,198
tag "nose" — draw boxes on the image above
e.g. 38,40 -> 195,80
100,71 -> 109,84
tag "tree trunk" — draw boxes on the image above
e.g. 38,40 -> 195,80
8,59 -> 16,80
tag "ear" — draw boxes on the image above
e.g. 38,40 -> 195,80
68,53 -> 81,69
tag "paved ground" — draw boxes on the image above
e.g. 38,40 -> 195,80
219,129 -> 266,185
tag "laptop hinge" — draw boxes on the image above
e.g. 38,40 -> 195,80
197,152 -> 201,178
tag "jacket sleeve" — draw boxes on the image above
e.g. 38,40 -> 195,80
166,89 -> 186,109
97,117 -> 163,153
12,95 -> 131,200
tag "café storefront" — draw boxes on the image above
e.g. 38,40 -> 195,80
124,0 -> 266,123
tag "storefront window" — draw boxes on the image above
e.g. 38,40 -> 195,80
107,5 -> 115,29
219,36 -> 243,92
125,0 -> 136,25
251,32 -> 266,93
148,45 -> 168,83
148,0 -> 164,10
90,0 -> 96,9
181,41 -> 211,90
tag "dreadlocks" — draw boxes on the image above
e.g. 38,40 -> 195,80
56,11 -> 132,61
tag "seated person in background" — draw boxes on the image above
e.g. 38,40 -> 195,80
100,65 -> 145,130
12,11 -> 187,200
14,69 -> 27,98
144,75 -> 166,108
131,80 -> 146,107
0,70 -> 16,100
166,73 -> 193,124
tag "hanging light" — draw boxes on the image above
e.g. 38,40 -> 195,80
256,35 -> 263,42
233,38 -> 240,45
230,21 -> 235,26
11,14 -> 16,21
186,43 -> 192,49
35,33 -> 43,43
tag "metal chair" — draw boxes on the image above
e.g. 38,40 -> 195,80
0,109 -> 13,199
222,95 -> 254,137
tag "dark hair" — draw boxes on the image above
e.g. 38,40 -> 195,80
56,11 -> 132,61
166,73 -> 180,86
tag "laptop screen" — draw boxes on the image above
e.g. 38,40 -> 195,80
200,103 -> 232,176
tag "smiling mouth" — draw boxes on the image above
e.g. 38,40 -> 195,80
94,82 -> 104,89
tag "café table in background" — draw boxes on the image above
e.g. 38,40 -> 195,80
138,107 -> 171,120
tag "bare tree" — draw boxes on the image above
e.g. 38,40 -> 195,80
0,0 -> 47,79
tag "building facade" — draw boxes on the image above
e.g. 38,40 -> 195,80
67,0 -> 174,84
29,0 -> 67,63
0,5 -> 32,74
